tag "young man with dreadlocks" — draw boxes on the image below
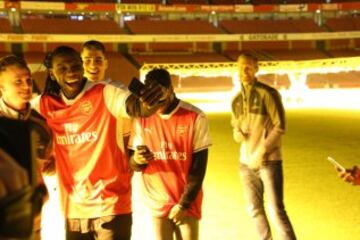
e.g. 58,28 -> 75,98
31,45 -> 164,240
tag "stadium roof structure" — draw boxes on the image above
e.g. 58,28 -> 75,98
140,56 -> 360,78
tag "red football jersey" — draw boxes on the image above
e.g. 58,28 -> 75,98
38,83 -> 131,218
129,101 -> 211,219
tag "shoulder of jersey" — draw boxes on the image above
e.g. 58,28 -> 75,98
179,101 -> 204,115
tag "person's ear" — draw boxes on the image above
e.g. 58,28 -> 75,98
49,70 -> 56,81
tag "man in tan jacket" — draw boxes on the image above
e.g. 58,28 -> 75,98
231,53 -> 296,240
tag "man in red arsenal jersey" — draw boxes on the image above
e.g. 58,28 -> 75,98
31,46 -> 164,240
81,40 -> 132,153
128,68 -> 211,240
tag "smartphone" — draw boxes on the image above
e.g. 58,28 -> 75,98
128,77 -> 145,97
0,118 -> 38,184
327,156 -> 346,172
136,145 -> 150,153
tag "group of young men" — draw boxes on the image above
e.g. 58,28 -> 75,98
0,41 -> 359,240
0,40 -> 211,240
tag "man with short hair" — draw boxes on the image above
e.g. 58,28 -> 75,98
231,53 -> 296,240
81,40 -> 109,83
0,55 -> 55,239
129,68 -> 211,240
81,39 -> 132,162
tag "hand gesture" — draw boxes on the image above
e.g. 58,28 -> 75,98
168,204 -> 186,226
339,166 -> 360,185
139,82 -> 167,109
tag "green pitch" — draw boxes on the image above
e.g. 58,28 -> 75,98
201,109 -> 360,240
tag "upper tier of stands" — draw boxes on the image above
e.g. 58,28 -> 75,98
325,17 -> 360,31
0,18 -> 13,33
16,16 -> 360,35
221,19 -> 324,33
21,18 -> 126,34
11,16 -> 360,63
126,20 -> 223,34
2,11 -> 360,90
132,52 -> 230,65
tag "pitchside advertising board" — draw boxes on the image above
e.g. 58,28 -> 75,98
1,1 -> 360,13
1,31 -> 360,44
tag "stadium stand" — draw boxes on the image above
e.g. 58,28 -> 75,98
126,19 -> 223,52
257,74 -> 291,90
325,17 -> 359,32
21,18 -> 126,34
171,75 -> 233,92
1,0 -> 359,92
132,52 -> 230,65
220,19 -> 323,34
328,49 -> 360,57
126,19 -> 223,34
307,71 -> 360,89
0,18 -> 13,33
106,52 -> 139,85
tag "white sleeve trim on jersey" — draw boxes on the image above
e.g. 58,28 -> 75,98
30,95 -> 41,113
103,83 -> 131,118
192,109 -> 212,153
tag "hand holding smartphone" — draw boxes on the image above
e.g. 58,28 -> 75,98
134,145 -> 153,165
327,156 -> 346,172
128,77 -> 166,109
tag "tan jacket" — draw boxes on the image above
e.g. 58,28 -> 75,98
231,80 -> 285,168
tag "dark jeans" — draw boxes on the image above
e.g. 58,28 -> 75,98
240,161 -> 296,240
66,213 -> 132,240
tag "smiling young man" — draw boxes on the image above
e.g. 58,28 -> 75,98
81,40 -> 109,83
0,55 -> 32,116
0,55 -> 55,239
231,53 -> 296,240
81,40 -> 132,154
0,55 -> 52,165
31,46 -> 164,240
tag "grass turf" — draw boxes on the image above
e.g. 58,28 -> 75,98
201,109 -> 360,240
132,109 -> 360,240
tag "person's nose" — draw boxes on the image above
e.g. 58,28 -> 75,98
23,80 -> 32,90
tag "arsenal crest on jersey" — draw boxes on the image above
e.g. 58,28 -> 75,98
79,101 -> 93,115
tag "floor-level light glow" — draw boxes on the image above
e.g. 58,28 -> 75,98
177,88 -> 360,113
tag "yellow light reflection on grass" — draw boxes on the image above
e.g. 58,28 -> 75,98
177,88 -> 360,113
41,88 -> 360,240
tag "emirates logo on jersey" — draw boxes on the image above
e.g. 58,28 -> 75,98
80,101 -> 93,115
56,123 -> 98,145
153,141 -> 187,161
